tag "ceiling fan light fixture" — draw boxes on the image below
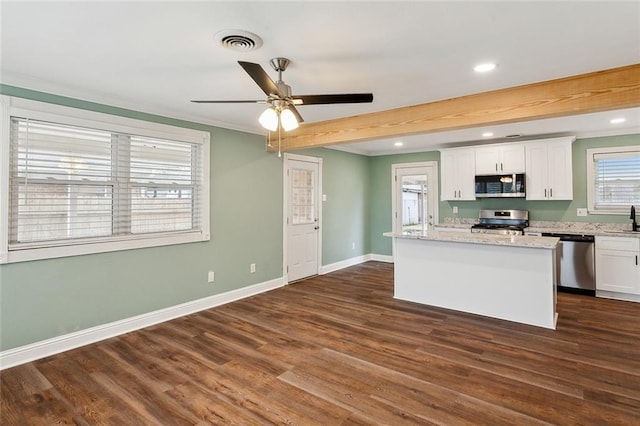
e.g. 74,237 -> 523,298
259,107 -> 278,131
280,108 -> 299,131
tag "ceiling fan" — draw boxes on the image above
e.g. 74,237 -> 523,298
191,58 -> 373,131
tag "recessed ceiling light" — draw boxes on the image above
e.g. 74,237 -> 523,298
482,132 -> 494,137
394,141 -> 404,147
609,117 -> 626,124
474,62 -> 497,73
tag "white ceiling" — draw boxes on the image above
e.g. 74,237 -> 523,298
1,1 -> 639,155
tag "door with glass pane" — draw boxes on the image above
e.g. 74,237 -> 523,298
286,156 -> 321,282
393,163 -> 439,234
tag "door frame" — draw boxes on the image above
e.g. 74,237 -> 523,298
283,153 -> 323,284
391,161 -> 440,233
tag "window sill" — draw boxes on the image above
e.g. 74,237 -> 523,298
1,231 -> 210,264
588,209 -> 636,216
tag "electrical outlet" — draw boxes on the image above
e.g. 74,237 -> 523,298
207,271 -> 215,283
250,263 -> 256,273
453,206 -> 459,214
322,194 -> 327,201
577,208 -> 588,217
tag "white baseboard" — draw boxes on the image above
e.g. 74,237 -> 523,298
319,254 -> 371,275
319,253 -> 394,275
370,253 -> 394,263
596,290 -> 640,303
0,277 -> 284,370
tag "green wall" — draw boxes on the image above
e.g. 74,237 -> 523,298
368,151 -> 441,256
0,86 -> 285,350
300,148 -> 371,264
0,86 -> 363,351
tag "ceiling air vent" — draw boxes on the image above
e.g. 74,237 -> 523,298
215,30 -> 263,51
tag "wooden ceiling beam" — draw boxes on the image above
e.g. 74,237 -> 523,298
269,64 -> 640,152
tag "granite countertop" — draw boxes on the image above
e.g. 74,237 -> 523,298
525,224 -> 640,238
384,231 -> 559,249
437,219 -> 640,238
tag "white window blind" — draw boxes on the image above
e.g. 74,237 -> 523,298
9,117 -> 204,250
592,149 -> 640,211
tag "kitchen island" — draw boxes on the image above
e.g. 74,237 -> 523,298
385,231 -> 559,329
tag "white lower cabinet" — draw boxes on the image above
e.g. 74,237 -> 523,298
595,236 -> 640,296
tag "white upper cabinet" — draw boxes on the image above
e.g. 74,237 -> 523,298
440,136 -> 575,202
475,144 -> 525,175
440,148 -> 476,201
525,136 -> 575,200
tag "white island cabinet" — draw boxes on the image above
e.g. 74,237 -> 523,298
386,231 -> 559,329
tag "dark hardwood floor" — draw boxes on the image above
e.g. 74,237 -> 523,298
2,261 -> 639,425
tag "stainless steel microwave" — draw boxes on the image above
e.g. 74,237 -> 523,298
475,173 -> 525,198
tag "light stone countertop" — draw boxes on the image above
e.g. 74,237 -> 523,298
384,231 -> 559,250
525,225 -> 640,238
437,219 -> 640,238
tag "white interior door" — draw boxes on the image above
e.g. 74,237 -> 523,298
285,154 -> 321,282
392,162 -> 439,233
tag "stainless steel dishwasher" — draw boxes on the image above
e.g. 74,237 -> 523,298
542,233 -> 595,295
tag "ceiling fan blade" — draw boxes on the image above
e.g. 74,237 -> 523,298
238,61 -> 282,97
191,100 -> 266,103
288,105 -> 304,124
292,93 -> 373,105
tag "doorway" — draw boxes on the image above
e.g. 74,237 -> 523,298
392,162 -> 439,233
284,153 -> 322,283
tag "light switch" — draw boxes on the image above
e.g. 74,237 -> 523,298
322,194 -> 327,201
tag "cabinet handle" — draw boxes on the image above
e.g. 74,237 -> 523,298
636,255 -> 638,266
500,162 -> 503,171
544,188 -> 547,198
495,163 -> 498,172
550,188 -> 553,198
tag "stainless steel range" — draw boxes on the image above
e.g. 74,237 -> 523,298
471,209 -> 529,235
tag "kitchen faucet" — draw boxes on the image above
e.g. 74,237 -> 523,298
632,205 -> 638,232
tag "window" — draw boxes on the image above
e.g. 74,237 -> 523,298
290,168 -> 316,225
587,145 -> 640,214
1,96 -> 210,263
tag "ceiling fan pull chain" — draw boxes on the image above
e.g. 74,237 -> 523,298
265,130 -> 271,151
